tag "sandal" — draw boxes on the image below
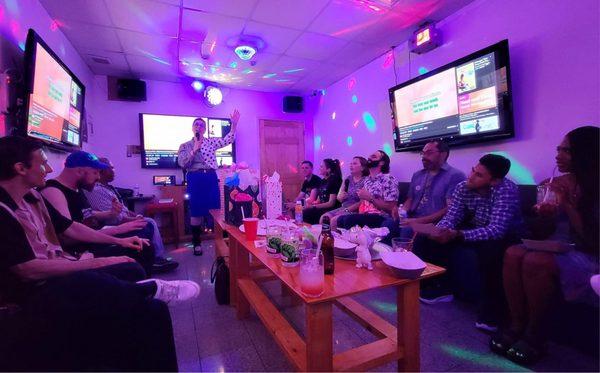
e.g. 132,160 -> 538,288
506,339 -> 544,365
489,330 -> 520,355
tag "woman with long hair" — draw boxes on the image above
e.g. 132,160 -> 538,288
491,126 -> 599,365
320,156 -> 369,229
302,158 -> 343,224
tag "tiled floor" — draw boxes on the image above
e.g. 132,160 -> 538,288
157,241 -> 599,372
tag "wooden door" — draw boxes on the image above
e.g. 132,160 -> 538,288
259,120 -> 305,203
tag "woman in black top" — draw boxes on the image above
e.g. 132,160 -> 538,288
303,159 -> 342,224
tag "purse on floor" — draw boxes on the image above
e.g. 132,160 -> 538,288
210,256 -> 230,305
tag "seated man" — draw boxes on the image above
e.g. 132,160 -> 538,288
285,160 -> 322,211
0,136 -> 198,371
84,157 -> 178,272
413,154 -> 523,332
337,150 -> 399,243
40,151 -> 157,273
400,140 -> 465,237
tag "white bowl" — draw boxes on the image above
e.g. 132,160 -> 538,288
333,238 -> 357,257
380,251 -> 426,279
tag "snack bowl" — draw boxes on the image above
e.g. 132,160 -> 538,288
380,251 -> 426,279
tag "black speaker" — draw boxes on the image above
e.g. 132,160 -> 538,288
117,79 -> 146,101
283,96 -> 303,113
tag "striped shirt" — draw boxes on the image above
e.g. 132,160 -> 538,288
84,183 -> 128,225
437,179 -> 523,241
177,132 -> 235,171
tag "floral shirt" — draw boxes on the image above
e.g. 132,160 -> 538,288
177,132 -> 235,171
359,173 -> 399,216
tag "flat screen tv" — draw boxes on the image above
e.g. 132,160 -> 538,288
390,40 -> 514,152
23,29 -> 85,151
140,113 -> 235,168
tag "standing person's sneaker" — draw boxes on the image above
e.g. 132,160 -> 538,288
152,257 -> 179,273
139,279 -> 200,304
419,286 -> 454,304
193,245 -> 203,256
475,320 -> 499,333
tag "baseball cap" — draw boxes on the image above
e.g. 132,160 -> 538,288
65,151 -> 110,170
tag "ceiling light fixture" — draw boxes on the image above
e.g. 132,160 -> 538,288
191,80 -> 204,92
204,85 -> 223,107
234,45 -> 256,61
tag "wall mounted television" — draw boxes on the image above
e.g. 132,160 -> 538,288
390,40 -> 514,152
139,113 -> 235,169
23,29 -> 85,151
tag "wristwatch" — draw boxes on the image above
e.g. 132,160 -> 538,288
344,208 -> 350,213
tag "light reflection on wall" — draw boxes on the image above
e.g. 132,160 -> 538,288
362,112 -> 376,132
382,143 -> 393,156
346,136 -> 353,146
314,135 -> 322,150
351,94 -> 358,104
490,151 -> 535,184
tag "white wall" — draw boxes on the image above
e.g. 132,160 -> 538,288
88,77 -> 317,195
312,0 -> 600,185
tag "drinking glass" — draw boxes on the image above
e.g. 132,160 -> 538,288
392,237 -> 413,252
266,225 -> 282,258
299,249 -> 324,297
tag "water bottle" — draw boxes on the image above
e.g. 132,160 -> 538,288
134,184 -> 140,196
294,201 -> 303,224
398,204 -> 407,224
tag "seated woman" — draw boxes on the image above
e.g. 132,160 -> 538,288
303,159 -> 342,224
491,126 -> 599,365
320,156 -> 368,229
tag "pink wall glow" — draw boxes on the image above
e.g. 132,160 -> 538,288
88,77 -> 316,195
312,0 -> 599,185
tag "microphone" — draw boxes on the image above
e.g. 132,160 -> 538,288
344,178 -> 350,192
195,131 -> 200,140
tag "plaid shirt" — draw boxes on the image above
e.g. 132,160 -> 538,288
437,179 -> 523,241
84,183 -> 129,225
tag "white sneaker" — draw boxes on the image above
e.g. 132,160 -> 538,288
139,279 -> 200,304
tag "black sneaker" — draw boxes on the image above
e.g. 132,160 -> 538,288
152,257 -> 179,273
419,287 -> 454,304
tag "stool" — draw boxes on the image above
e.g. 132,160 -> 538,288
145,202 -> 180,248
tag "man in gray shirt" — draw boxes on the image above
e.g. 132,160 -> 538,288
400,140 -> 465,235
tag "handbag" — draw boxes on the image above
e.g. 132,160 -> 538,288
210,256 -> 230,305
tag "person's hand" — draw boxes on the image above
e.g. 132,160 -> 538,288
95,256 -> 135,267
431,228 -> 459,244
304,199 -> 314,207
357,188 -> 372,201
117,219 -> 148,234
400,218 -> 419,227
192,137 -> 202,154
230,109 -> 240,127
117,236 -> 150,251
110,197 -> 123,217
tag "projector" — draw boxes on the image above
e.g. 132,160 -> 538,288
409,23 -> 441,54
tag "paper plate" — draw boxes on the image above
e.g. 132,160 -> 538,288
335,242 -> 392,261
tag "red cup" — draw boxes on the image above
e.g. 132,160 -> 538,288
242,218 -> 259,241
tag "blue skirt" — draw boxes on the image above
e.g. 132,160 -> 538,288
187,170 -> 220,217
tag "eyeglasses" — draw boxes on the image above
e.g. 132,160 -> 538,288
419,150 -> 440,156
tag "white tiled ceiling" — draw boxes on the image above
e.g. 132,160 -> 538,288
40,0 -> 475,94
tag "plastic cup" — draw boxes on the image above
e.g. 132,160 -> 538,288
300,249 -> 324,297
243,218 -> 259,241
266,225 -> 282,258
392,237 -> 413,252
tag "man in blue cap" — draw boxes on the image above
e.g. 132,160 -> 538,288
41,150 -> 159,272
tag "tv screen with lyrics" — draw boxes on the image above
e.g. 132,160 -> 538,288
140,113 -> 235,168
390,40 -> 513,151
24,29 -> 85,149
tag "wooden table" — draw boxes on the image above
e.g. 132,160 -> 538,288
210,210 -> 444,372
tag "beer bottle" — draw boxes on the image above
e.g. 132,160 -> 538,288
320,215 -> 335,275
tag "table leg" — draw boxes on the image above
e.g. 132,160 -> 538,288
397,281 -> 420,372
229,237 -> 238,307
306,302 -> 333,371
235,238 -> 250,319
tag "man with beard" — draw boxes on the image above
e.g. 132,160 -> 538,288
336,150 -> 399,243
41,151 -> 155,272
399,141 -> 465,237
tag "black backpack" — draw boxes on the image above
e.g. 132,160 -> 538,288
210,256 -> 230,305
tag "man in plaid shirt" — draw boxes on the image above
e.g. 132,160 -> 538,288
413,154 -> 523,332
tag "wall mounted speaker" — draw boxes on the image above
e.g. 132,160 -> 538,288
283,96 -> 303,113
116,78 -> 146,101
